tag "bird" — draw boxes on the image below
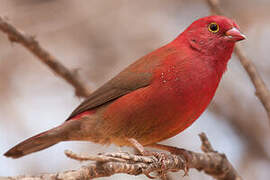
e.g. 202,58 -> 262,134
4,15 -> 245,158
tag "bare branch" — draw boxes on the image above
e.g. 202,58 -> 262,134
205,0 -> 270,122
0,16 -> 90,98
1,133 -> 242,180
198,133 -> 241,180
234,47 -> 270,121
210,101 -> 270,161
199,132 -> 216,153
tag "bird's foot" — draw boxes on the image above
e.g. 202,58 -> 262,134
127,138 -> 174,179
147,143 -> 191,176
127,138 -> 150,156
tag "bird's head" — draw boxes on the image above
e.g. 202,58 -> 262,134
180,15 -> 246,56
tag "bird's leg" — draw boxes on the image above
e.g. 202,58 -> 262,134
127,138 -> 150,156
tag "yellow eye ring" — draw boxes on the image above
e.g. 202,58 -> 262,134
208,22 -> 219,33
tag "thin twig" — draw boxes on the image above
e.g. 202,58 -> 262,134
196,133 -> 242,180
0,16 -> 90,98
205,0 -> 270,122
1,133 -> 242,180
199,132 -> 216,153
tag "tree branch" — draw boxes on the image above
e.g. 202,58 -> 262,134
1,133 -> 242,180
0,16 -> 90,98
205,0 -> 270,122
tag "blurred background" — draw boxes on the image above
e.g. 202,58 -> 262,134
0,0 -> 269,179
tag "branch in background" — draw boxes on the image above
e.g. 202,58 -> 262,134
205,0 -> 270,122
0,16 -> 90,98
0,133 -> 242,180
234,47 -> 270,121
210,100 -> 270,161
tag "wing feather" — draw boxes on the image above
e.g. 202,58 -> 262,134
67,52 -> 162,120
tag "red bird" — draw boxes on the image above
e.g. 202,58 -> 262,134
4,15 -> 245,158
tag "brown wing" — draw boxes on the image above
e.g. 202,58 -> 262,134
67,52 -> 163,120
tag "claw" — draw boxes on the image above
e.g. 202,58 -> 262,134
183,164 -> 189,176
144,171 -> 157,179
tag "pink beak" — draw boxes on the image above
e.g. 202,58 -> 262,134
225,27 -> 246,41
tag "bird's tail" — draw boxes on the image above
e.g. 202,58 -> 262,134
4,121 -> 81,159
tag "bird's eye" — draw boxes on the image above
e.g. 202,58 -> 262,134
208,22 -> 219,33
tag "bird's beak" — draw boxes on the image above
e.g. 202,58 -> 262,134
225,27 -> 246,41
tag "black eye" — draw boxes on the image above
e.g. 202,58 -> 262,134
208,22 -> 219,33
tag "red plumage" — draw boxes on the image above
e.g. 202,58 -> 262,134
4,15 -> 245,158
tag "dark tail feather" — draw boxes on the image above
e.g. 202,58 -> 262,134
4,128 -> 63,159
